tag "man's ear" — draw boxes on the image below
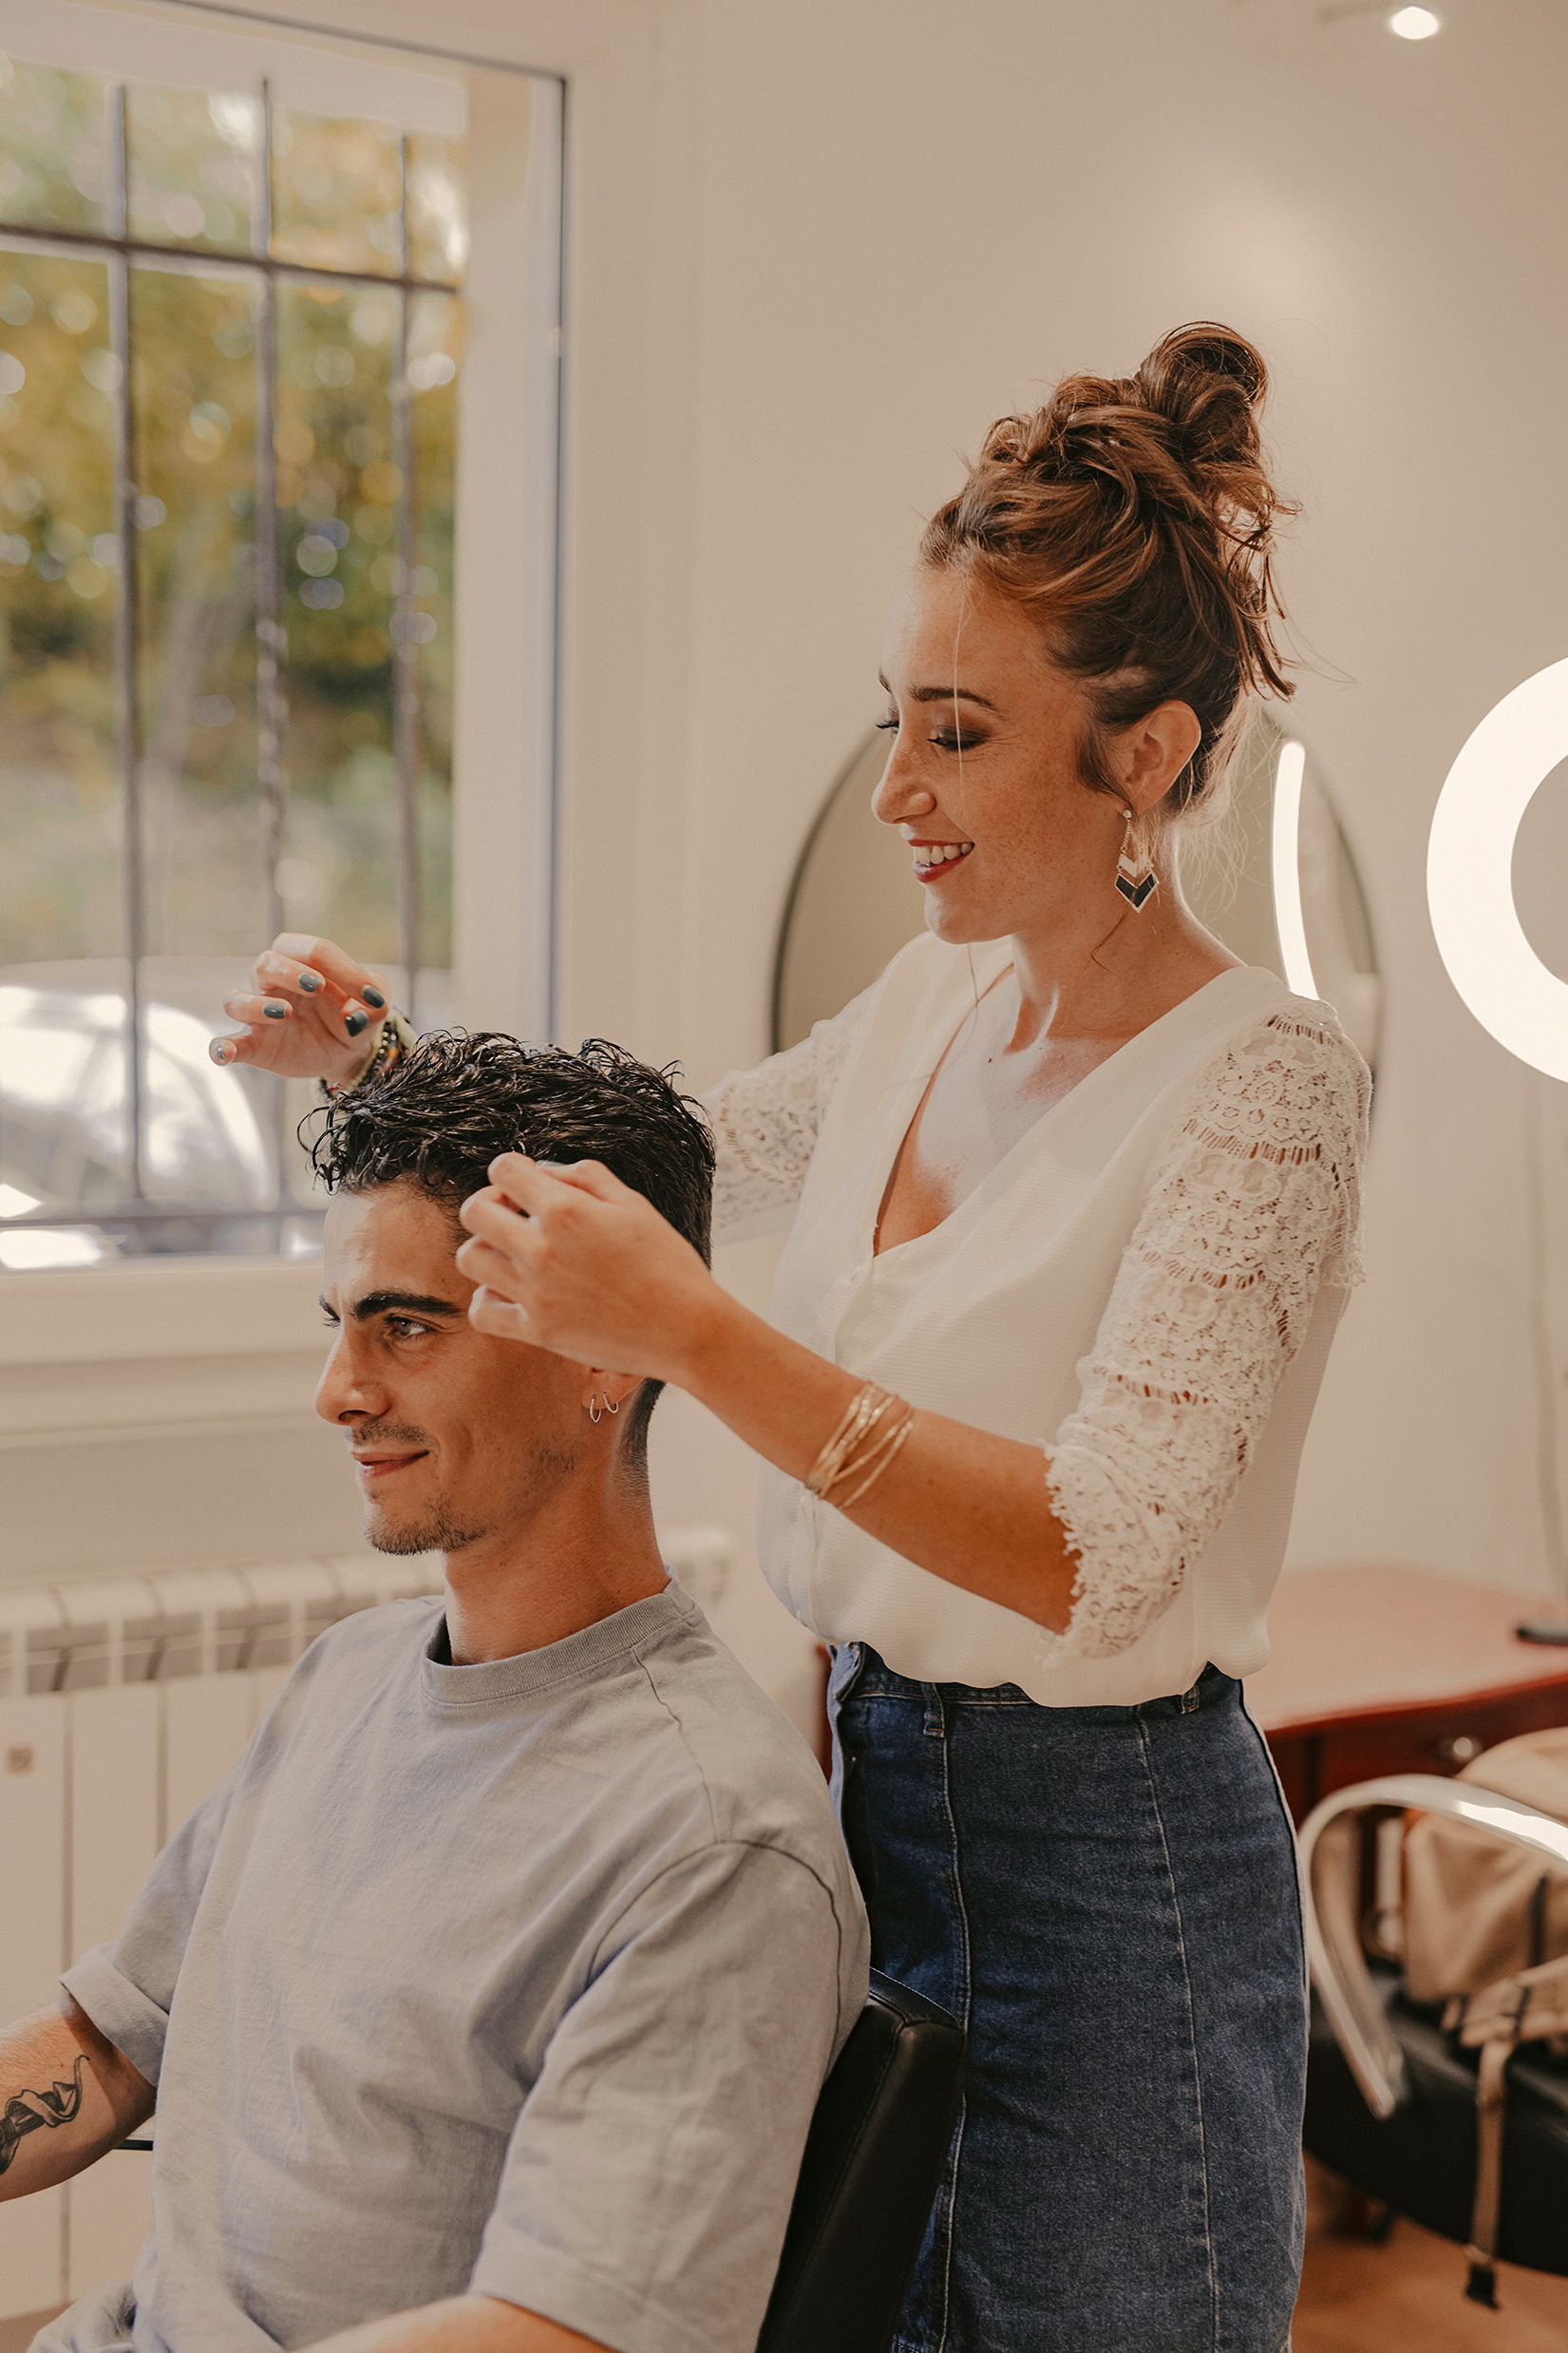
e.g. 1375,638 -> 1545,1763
578,1370 -> 643,1418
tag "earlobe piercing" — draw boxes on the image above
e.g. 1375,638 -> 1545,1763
588,1395 -> 602,1424
587,1394 -> 621,1425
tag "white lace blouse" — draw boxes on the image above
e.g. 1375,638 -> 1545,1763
702,932 -> 1370,1706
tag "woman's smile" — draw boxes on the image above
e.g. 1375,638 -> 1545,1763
904,833 -> 975,880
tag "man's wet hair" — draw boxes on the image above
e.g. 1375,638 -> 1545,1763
305,1032 -> 715,1468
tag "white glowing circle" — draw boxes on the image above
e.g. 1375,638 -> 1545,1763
1426,657 -> 1568,1083
1389,6 -> 1441,37
1270,739 -> 1318,998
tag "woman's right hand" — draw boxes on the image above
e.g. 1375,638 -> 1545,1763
209,934 -> 392,1087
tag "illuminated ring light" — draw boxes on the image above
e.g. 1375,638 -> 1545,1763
1426,657 -> 1568,1084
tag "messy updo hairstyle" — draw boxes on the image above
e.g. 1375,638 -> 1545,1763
919,322 -> 1296,822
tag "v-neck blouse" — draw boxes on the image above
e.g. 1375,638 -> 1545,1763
704,933 -> 1370,1707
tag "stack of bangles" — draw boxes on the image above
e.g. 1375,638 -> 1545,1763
804,1381 -> 917,1511
319,1008 -> 419,1102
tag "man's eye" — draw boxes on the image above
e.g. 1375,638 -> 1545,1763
931,731 -> 972,752
387,1317 -> 431,1339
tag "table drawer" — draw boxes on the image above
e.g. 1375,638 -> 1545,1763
1266,1681 -> 1568,1822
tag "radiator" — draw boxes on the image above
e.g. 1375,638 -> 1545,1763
0,1528 -> 732,2325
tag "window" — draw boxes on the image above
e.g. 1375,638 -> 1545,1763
0,8 -> 558,1268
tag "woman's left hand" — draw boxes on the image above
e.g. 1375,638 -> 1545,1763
455,1155 -> 723,1379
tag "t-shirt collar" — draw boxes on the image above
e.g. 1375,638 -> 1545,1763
420,1578 -> 698,1709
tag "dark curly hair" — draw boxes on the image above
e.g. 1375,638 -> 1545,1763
919,321 -> 1297,820
304,1032 -> 715,1468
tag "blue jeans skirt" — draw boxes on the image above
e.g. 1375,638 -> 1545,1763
829,1646 -> 1306,2353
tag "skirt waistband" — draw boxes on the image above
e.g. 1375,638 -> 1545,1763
831,1645 -> 1237,1723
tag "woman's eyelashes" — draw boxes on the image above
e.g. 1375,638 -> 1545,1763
875,714 -> 983,752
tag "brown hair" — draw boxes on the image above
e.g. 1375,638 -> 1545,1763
918,321 -> 1296,819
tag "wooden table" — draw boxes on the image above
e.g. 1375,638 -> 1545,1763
1248,1564 -> 1568,1822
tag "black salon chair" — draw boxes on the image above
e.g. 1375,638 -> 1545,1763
1305,1963 -> 1568,2269
1300,1774 -> 1568,2282
758,1968 -> 964,2353
120,1968 -> 964,2353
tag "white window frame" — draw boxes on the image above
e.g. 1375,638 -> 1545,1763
0,0 -> 599,1439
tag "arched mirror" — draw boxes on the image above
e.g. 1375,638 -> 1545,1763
773,710 -> 1381,1066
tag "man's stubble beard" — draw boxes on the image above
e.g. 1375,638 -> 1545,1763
362,1433 -> 584,1558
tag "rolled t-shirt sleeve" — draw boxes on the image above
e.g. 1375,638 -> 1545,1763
61,1763 -> 240,2089
471,1839 -> 855,2353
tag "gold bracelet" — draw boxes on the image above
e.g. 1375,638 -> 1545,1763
833,1402 -> 917,1510
805,1381 -> 893,1499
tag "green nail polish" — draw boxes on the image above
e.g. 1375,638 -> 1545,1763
362,986 -> 386,1009
345,1009 -> 368,1037
264,1001 -> 287,1018
298,971 -> 321,992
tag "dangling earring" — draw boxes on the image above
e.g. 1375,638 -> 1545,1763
1115,806 -> 1159,912
588,1395 -> 603,1425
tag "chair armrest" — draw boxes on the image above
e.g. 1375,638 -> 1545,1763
1298,1774 -> 1568,2121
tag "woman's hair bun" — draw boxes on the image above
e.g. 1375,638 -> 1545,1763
1140,320 -> 1268,410
920,319 -> 1296,818
1132,321 -> 1270,474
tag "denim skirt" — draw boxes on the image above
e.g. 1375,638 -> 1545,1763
829,1645 -> 1306,2353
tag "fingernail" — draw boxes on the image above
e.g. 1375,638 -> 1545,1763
361,986 -> 386,1009
210,1040 -> 232,1065
345,1009 -> 368,1037
264,1000 -> 288,1019
298,970 -> 321,992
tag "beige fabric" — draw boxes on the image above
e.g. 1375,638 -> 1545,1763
1404,1728 -> 1568,2003
1396,1728 -> 1568,2270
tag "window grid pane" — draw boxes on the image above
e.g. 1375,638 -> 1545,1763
0,56 -> 469,1266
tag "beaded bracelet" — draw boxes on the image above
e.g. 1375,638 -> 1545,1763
318,1007 -> 418,1104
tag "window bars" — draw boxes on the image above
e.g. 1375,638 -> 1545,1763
0,69 -> 463,1256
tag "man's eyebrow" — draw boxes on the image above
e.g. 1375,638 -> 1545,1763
877,672 -> 999,712
318,1291 -> 466,1321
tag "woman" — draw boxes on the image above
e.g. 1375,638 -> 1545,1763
214,323 -> 1369,2350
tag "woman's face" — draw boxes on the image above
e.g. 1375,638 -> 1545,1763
871,564 -> 1175,949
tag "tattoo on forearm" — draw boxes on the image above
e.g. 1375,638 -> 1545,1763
0,2054 -> 87,2175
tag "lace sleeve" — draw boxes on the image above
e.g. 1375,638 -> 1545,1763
700,985 -> 878,1243
1037,1008 -> 1371,1664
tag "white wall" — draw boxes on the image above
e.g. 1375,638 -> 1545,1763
10,0 -> 1568,1707
561,0 -> 1568,1610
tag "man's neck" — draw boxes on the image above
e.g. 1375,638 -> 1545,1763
439,1479 -> 670,1665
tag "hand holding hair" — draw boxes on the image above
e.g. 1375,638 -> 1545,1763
456,1155 -> 722,1381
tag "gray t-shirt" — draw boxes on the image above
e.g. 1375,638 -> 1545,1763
47,1584 -> 868,2353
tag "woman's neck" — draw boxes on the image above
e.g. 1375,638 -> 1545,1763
1001,887 -> 1240,1054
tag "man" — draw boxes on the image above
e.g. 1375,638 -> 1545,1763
0,1033 -> 868,2353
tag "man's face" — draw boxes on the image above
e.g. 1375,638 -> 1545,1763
314,1180 -> 586,1556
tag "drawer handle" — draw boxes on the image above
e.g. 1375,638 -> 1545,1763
1435,1733 -> 1484,1766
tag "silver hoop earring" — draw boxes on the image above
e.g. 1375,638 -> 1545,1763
1115,809 -> 1159,912
588,1395 -> 602,1425
604,1395 -> 619,1415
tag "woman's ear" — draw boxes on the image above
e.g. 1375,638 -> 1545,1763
1117,699 -> 1201,813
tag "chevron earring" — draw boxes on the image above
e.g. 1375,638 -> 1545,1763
1115,807 -> 1159,911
